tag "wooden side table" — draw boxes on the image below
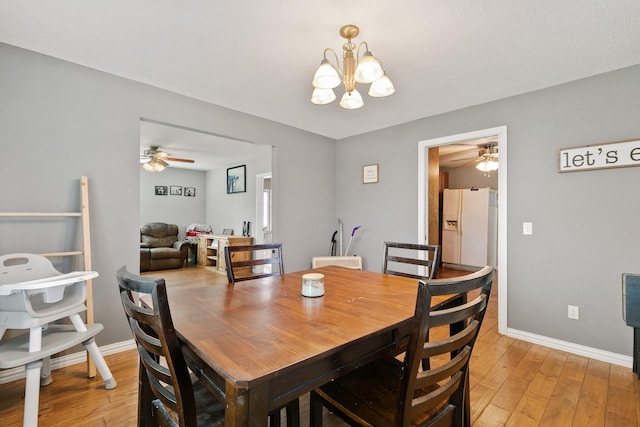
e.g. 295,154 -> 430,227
197,234 -> 253,272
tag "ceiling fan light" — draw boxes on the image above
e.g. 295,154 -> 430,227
476,160 -> 490,172
312,59 -> 341,89
311,87 -> 336,105
141,158 -> 168,173
368,73 -> 395,97
354,51 -> 383,84
151,162 -> 166,172
476,156 -> 499,172
339,89 -> 364,110
141,162 -> 154,172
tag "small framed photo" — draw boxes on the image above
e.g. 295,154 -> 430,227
227,164 -> 246,194
155,185 -> 168,196
170,185 -> 182,196
362,164 -> 379,184
184,187 -> 196,197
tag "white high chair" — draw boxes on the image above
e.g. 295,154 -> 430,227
0,253 -> 117,427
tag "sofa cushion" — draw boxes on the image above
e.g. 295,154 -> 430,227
149,247 -> 183,260
141,223 -> 179,248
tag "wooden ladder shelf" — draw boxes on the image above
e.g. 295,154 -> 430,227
0,176 -> 96,377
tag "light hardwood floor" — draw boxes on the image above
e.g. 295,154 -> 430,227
1,266 -> 638,426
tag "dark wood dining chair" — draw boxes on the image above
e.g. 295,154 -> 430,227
116,266 -> 299,427
383,241 -> 441,280
309,266 -> 494,427
117,266 -> 224,427
224,243 -> 285,283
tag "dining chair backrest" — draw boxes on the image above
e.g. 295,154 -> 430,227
382,241 -> 441,280
116,266 -> 204,427
401,265 -> 494,426
224,243 -> 284,283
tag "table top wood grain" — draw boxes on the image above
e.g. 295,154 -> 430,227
141,265 -> 453,425
163,266 -> 424,387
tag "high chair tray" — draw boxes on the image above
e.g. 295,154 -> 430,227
0,271 -> 98,295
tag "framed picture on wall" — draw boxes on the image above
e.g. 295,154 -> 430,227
362,164 -> 379,184
227,164 -> 246,194
184,187 -> 196,197
170,185 -> 182,196
155,185 -> 168,196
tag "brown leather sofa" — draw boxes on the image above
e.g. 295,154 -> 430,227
140,223 -> 189,272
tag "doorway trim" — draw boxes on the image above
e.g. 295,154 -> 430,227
418,126 -> 507,334
255,172 -> 272,244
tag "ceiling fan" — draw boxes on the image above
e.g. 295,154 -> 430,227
439,139 -> 498,169
140,145 -> 194,172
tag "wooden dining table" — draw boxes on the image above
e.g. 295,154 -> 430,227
143,265 -> 450,426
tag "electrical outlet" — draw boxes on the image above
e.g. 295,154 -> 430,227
568,305 -> 579,320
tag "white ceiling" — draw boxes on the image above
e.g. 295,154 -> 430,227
2,1 -> 640,164
139,120 -> 272,171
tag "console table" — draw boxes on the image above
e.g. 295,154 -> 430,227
197,234 -> 253,272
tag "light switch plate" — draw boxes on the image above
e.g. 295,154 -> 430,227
568,305 -> 579,320
523,222 -> 533,235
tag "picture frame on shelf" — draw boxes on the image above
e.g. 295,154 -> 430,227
227,164 -> 246,194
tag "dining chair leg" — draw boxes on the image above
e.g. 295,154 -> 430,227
285,398 -> 300,427
463,373 -> 470,427
138,359 -> 154,427
308,391 -> 323,427
269,410 -> 281,427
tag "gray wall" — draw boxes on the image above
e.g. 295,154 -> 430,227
3,39 -> 639,359
140,153 -> 271,238
0,43 -> 336,346
140,167 -> 207,235
336,65 -> 640,356
206,154 -> 271,236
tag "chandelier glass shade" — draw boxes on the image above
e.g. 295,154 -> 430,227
476,146 -> 499,172
311,25 -> 395,109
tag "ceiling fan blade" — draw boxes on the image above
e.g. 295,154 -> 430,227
166,157 -> 195,163
459,158 -> 480,168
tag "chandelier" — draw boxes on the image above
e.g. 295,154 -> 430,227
310,25 -> 395,109
476,145 -> 499,173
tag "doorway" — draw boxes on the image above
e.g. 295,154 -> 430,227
256,173 -> 272,244
418,126 -> 507,334
139,118 -> 275,247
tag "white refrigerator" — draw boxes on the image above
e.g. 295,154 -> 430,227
442,188 -> 498,268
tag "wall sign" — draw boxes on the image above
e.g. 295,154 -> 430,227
559,138 -> 640,172
362,164 -> 379,184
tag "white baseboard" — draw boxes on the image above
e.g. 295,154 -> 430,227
506,328 -> 633,368
0,339 -> 136,385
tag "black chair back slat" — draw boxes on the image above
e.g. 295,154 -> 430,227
383,241 -> 442,280
224,243 -> 285,283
